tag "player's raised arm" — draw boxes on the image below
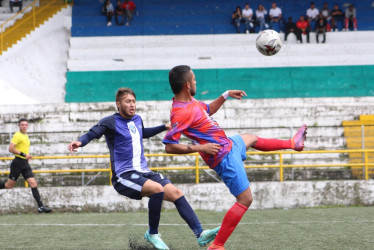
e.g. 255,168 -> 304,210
208,90 -> 247,115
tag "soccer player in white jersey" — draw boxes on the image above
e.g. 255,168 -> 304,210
68,88 -> 219,250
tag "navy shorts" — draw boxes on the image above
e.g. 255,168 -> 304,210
9,157 -> 34,181
113,171 -> 171,200
213,135 -> 250,197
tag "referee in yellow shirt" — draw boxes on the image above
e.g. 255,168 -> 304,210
0,118 -> 51,213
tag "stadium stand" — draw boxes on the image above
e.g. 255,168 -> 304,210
71,0 -> 374,37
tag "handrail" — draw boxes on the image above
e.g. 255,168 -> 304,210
0,149 -> 373,185
0,0 -> 68,54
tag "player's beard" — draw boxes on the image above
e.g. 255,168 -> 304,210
190,88 -> 196,96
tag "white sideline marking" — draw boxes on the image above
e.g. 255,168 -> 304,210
0,220 -> 373,227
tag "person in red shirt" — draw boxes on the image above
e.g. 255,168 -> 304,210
121,0 -> 136,26
164,65 -> 307,250
296,15 -> 310,43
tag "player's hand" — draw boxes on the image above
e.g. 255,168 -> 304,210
165,123 -> 171,130
68,141 -> 82,154
25,154 -> 32,160
229,90 -> 247,100
201,143 -> 221,155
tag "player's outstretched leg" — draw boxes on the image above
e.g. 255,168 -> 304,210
251,124 -> 307,151
173,193 -> 219,246
198,226 -> 221,247
144,231 -> 169,250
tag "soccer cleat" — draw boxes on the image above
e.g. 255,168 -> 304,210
38,206 -> 52,213
207,243 -> 225,250
291,124 -> 307,151
197,226 -> 221,247
144,231 -> 169,250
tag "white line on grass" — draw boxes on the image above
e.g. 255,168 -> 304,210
1,220 -> 374,227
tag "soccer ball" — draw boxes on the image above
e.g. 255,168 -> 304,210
256,29 -> 283,56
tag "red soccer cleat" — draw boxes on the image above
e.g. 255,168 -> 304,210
291,124 -> 307,151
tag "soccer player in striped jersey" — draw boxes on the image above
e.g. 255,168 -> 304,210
163,65 -> 307,250
68,88 -> 219,250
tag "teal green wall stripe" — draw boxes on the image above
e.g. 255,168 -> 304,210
65,65 -> 374,102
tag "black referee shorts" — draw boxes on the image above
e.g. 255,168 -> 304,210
9,157 -> 34,181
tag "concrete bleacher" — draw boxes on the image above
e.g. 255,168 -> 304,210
1,97 -> 374,174
71,0 -> 374,37
65,31 -> 374,102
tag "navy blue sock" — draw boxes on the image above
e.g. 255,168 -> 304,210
174,196 -> 203,238
148,192 -> 164,234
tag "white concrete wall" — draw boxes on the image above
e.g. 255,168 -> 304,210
68,31 -> 374,71
0,180 -> 373,213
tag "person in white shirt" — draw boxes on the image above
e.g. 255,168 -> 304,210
256,4 -> 268,31
242,3 -> 254,34
306,2 -> 319,31
269,2 -> 283,32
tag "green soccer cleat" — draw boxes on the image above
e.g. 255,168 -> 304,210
197,226 -> 221,247
144,231 -> 169,250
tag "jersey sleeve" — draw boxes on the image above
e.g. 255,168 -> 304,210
199,101 -> 209,114
162,108 -> 194,144
10,133 -> 20,145
79,115 -> 114,147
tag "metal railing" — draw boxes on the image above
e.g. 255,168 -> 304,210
0,149 -> 373,186
0,0 -> 69,54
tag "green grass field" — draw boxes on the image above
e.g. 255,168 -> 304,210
0,206 -> 373,249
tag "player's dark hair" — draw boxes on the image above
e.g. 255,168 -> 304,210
18,118 -> 28,125
169,65 -> 191,94
116,87 -> 136,102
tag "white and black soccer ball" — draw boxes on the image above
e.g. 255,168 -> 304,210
256,29 -> 283,56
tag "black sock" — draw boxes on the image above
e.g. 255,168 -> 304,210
0,183 -> 5,189
148,192 -> 164,234
31,187 -> 43,207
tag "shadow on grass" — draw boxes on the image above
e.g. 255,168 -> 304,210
128,234 -> 174,250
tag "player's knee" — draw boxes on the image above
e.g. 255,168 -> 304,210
5,182 -> 15,189
174,188 -> 184,198
153,183 -> 164,193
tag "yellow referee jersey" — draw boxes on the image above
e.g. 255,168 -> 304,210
11,131 -> 30,159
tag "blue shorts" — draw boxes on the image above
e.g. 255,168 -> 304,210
213,135 -> 250,197
113,171 -> 171,200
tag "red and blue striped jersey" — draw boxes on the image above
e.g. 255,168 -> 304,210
163,98 -> 232,168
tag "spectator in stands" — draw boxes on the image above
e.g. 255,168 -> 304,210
114,0 -> 125,25
231,6 -> 242,33
269,2 -> 283,32
0,118 -> 52,213
296,15 -> 310,43
285,17 -> 301,43
306,2 -> 319,31
242,3 -> 254,34
345,4 -> 357,31
121,0 -> 136,26
9,0 -> 22,13
315,14 -> 327,43
255,4 -> 268,32
320,2 -> 331,23
331,4 -> 344,31
102,0 -> 114,26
